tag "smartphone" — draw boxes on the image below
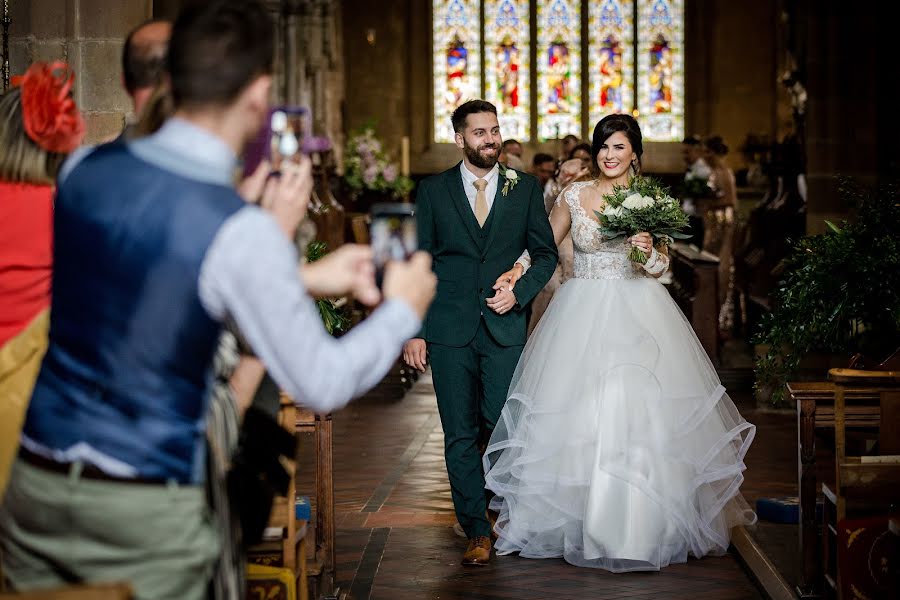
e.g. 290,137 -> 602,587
369,203 -> 417,287
243,106 -> 310,178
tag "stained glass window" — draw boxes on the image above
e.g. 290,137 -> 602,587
430,1 -> 685,146
485,0 -> 530,141
588,0 -> 634,130
536,0 -> 581,141
433,0 -> 482,142
636,0 -> 684,141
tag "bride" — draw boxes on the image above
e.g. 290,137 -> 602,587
483,114 -> 756,572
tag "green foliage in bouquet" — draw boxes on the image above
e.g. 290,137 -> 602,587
306,241 -> 350,335
343,126 -> 414,198
754,177 -> 900,406
594,176 -> 691,263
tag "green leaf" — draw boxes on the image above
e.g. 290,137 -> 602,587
824,220 -> 842,234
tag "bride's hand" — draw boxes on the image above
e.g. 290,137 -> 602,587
494,262 -> 524,292
629,232 -> 653,258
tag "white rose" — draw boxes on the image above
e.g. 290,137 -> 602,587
621,193 -> 645,210
641,195 -> 655,208
506,169 -> 518,180
603,205 -> 623,218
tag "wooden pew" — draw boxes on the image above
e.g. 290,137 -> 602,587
821,369 -> 900,598
246,396 -> 309,600
788,380 -> 885,598
0,584 -> 133,599
279,394 -> 337,600
667,243 -> 721,365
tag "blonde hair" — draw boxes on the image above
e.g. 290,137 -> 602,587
0,88 -> 68,185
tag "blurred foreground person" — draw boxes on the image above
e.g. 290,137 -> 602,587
0,2 -> 434,598
0,62 -> 84,495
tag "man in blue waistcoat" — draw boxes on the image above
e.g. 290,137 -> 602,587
0,1 -> 435,597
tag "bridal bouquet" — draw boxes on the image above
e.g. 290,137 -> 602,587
595,176 -> 691,264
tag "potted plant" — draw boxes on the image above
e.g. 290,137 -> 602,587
753,177 -> 900,407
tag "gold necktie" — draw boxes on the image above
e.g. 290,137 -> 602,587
474,178 -> 488,227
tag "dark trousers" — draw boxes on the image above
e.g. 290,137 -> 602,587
429,319 -> 523,538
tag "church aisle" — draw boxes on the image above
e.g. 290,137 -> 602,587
306,372 -> 763,600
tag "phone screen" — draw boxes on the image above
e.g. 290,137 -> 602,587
370,203 -> 417,287
243,106 -> 310,177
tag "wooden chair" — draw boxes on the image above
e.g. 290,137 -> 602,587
0,583 -> 133,599
789,380 -> 883,597
821,368 -> 900,598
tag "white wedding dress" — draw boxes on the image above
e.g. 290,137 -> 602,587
483,181 -> 757,572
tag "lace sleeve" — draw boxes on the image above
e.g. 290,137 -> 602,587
642,246 -> 670,277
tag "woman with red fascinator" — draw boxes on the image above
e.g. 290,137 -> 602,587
0,62 -> 85,494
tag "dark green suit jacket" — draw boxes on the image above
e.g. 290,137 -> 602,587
416,162 -> 558,348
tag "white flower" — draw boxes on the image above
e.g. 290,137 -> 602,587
621,193 -> 645,209
506,169 -> 518,180
603,205 -> 623,217
622,193 -> 653,210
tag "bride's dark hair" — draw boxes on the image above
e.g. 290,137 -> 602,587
591,113 -> 644,175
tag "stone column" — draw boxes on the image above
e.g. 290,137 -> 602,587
8,0 -> 151,143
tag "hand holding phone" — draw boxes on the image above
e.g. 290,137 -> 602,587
244,106 -> 310,178
369,203 -> 417,288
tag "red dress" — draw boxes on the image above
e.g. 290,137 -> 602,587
0,181 -> 53,347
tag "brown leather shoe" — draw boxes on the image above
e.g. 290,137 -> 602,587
461,536 -> 492,566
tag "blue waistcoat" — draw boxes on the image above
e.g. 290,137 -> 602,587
23,143 -> 245,483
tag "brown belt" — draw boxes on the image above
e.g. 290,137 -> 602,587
18,446 -> 167,485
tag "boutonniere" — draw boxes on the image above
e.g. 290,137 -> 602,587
499,164 -> 519,197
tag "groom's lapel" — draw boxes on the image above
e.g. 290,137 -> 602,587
444,163 -> 482,246
483,169 -> 511,250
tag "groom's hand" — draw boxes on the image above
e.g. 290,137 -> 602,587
403,338 -> 427,373
486,287 -> 517,315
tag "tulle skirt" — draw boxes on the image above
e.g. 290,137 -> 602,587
483,277 -> 756,572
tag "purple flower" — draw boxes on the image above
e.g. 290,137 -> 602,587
383,164 -> 398,183
363,165 -> 379,186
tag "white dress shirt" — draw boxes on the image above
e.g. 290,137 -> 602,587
459,161 -> 500,216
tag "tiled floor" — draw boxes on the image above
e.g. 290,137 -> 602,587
297,371 -> 776,600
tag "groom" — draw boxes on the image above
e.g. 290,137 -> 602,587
403,100 -> 557,565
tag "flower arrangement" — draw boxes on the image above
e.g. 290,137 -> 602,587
343,127 -> 414,198
595,176 -> 691,264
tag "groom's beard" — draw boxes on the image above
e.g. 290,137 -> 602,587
464,141 -> 499,169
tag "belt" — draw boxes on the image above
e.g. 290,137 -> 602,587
18,447 -> 168,485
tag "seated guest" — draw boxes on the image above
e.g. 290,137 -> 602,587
0,62 -> 85,495
500,138 -> 526,171
568,142 -> 592,162
558,133 -> 580,162
530,152 -> 556,200
0,2 -> 436,598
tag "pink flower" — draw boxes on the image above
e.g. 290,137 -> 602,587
383,164 -> 398,183
363,165 -> 379,186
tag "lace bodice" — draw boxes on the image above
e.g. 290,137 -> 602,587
558,181 -> 648,280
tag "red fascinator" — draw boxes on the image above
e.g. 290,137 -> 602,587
11,61 -> 86,154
